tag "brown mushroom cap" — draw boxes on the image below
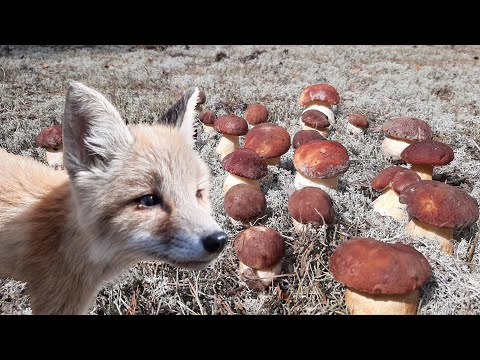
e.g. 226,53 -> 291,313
301,109 -> 330,129
224,184 -> 266,222
382,117 -> 432,141
292,130 -> 325,149
214,115 -> 248,136
399,180 -> 479,228
198,110 -> 217,125
222,148 -> 268,180
348,113 -> 369,129
244,103 -> 269,125
243,123 -> 291,159
234,226 -> 285,269
293,139 -> 350,178
35,124 -> 63,148
390,169 -> 421,194
329,237 -> 432,295
400,140 -> 454,166
299,83 -> 340,106
371,166 -> 405,190
197,89 -> 206,105
288,186 -> 335,225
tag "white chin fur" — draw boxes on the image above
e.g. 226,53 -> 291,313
303,103 -> 335,125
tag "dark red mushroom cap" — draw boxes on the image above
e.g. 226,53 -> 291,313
371,166 -> 405,190
35,124 -> 63,149
214,115 -> 248,136
400,140 -> 454,166
222,148 -> 268,180
243,123 -> 291,159
292,130 -> 325,149
329,237 -> 432,295
348,113 -> 369,129
197,89 -> 206,105
301,109 -> 330,129
244,103 -> 269,125
234,226 -> 285,269
399,180 -> 479,229
299,83 -> 340,106
382,117 -> 432,141
293,140 -> 350,178
390,169 -> 421,194
198,110 -> 217,125
224,184 -> 266,222
288,186 -> 335,225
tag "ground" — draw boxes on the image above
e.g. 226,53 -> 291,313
0,45 -> 479,315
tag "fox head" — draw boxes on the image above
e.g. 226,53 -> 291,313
62,81 -> 227,270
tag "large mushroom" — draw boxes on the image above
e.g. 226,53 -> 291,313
214,114 -> 248,160
400,140 -> 454,180
399,180 -> 479,254
244,103 -> 269,128
381,117 -> 432,160
288,186 -> 335,233
234,226 -> 285,290
224,184 -> 266,227
329,237 -> 432,315
299,83 -> 340,125
243,123 -> 291,166
35,124 -> 64,168
222,148 -> 268,193
371,166 -> 420,220
293,139 -> 350,192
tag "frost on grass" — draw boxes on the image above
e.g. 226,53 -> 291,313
1,45 -> 479,315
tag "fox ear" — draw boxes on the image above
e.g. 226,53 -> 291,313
158,87 -> 199,148
62,81 -> 133,176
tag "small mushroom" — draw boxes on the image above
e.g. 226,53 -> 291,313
244,103 -> 269,128
195,89 -> 206,111
329,237 -> 432,315
400,140 -> 454,180
371,166 -> 420,220
399,180 -> 479,254
292,129 -> 325,149
35,124 -> 63,168
299,83 -> 340,125
198,110 -> 217,132
293,139 -> 350,192
381,116 -> 432,160
347,113 -> 369,134
214,114 -> 248,160
243,123 -> 291,166
222,148 -> 268,193
287,186 -> 335,233
300,109 -> 330,137
234,226 -> 285,290
224,184 -> 266,227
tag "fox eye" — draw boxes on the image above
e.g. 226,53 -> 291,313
196,189 -> 203,199
137,194 -> 162,207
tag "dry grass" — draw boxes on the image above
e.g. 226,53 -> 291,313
1,45 -> 479,315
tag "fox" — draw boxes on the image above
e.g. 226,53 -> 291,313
0,81 -> 228,315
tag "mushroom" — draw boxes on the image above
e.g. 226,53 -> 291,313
381,116 -> 432,160
222,148 -> 268,193
35,124 -> 64,168
399,180 -> 479,254
300,109 -> 330,137
234,226 -> 285,290
224,184 -> 266,227
214,114 -> 248,160
292,129 -> 325,149
400,140 -> 454,180
195,89 -> 206,111
198,110 -> 217,132
244,103 -> 269,128
347,113 -> 369,134
299,83 -> 340,125
243,123 -> 291,166
288,186 -> 335,233
293,139 -> 350,192
371,166 -> 420,220
329,237 -> 432,315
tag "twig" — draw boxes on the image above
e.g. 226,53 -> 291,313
472,139 -> 480,152
466,232 -> 479,263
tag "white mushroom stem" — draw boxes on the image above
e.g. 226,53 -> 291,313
239,261 -> 282,287
302,124 -> 329,138
345,288 -> 420,315
294,172 -> 338,192
405,219 -> 454,255
264,157 -> 281,166
216,135 -> 240,161
45,145 -> 64,169
346,122 -> 366,134
223,173 -> 260,194
381,136 -> 415,160
303,102 -> 335,125
410,164 -> 433,180
202,124 -> 215,132
371,187 -> 408,221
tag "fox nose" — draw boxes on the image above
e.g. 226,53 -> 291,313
202,231 -> 228,253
